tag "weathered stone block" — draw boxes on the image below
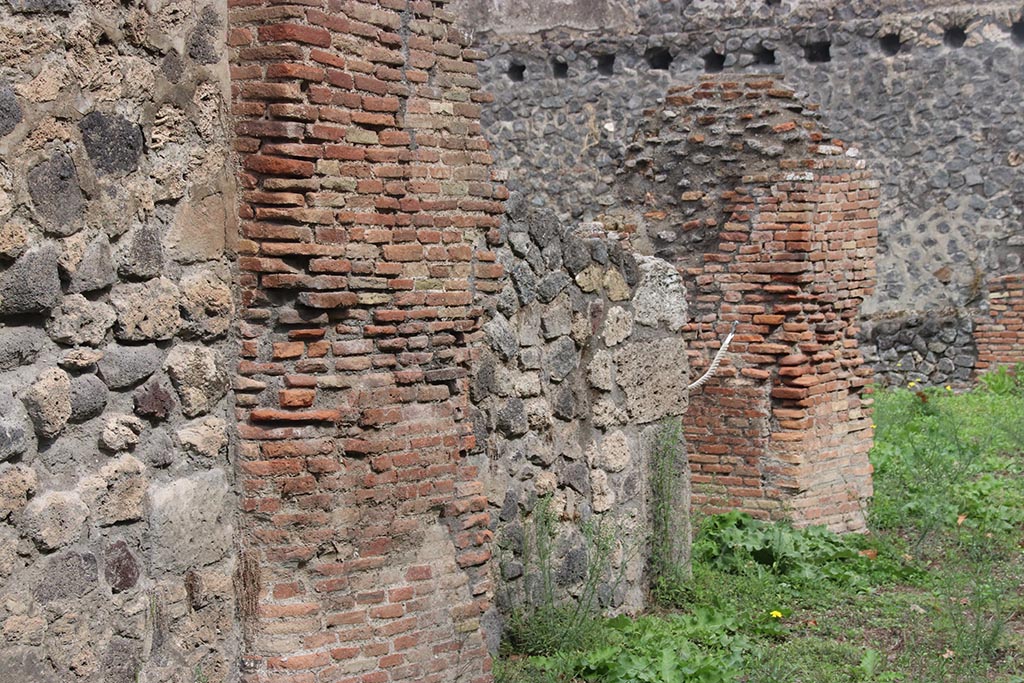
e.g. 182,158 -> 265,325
67,234 -> 116,294
22,368 -> 72,438
110,278 -> 181,341
98,344 -> 165,389
614,338 -> 689,424
179,269 -> 234,341
164,344 -> 228,417
79,455 -> 146,525
149,469 -> 231,573
0,463 -> 36,520
100,414 -> 145,452
21,490 -> 88,550
0,244 -> 61,315
46,294 -> 116,347
32,550 -> 97,603
116,223 -> 163,280
0,327 -> 48,371
27,153 -> 85,234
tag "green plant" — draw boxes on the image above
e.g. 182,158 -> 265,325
503,496 -> 620,657
649,418 -> 692,606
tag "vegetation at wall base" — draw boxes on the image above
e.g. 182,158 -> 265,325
495,371 -> 1024,683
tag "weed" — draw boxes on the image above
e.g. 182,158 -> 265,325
649,418 -> 692,606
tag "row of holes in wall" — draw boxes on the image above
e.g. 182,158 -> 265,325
507,22 -> 1024,81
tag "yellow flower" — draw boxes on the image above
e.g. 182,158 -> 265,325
871,424 -> 877,429
908,381 -> 917,388
770,610 -> 783,619
945,385 -> 952,391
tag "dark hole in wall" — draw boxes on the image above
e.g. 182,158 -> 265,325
645,46 -> 673,70
765,0 -> 781,6
879,33 -> 901,56
597,53 -> 615,75
1011,19 -> 1024,45
754,45 -> 776,65
804,41 -> 831,63
552,58 -> 568,79
944,26 -> 967,48
507,62 -> 526,82
703,50 -> 725,73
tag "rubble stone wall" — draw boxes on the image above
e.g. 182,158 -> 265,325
461,0 -> 1024,385
473,197 -> 692,636
0,0 -> 239,681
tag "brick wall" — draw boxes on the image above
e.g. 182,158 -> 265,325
623,78 -> 877,531
228,1 -> 504,680
975,274 -> 1024,372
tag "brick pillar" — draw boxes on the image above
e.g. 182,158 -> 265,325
626,78 -> 877,531
228,1 -> 505,680
974,274 -> 1024,372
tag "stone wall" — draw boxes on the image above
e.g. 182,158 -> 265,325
227,1 -> 504,681
473,198 -> 691,636
0,0 -> 239,681
460,0 -> 1024,384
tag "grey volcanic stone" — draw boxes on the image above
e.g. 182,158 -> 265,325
117,223 -> 163,280
67,234 -> 116,294
164,344 -> 227,417
79,112 -> 144,175
6,0 -> 75,12
46,294 -> 116,347
0,244 -> 61,314
32,550 -> 97,603
509,262 -> 537,304
0,646 -> 57,683
536,272 -> 570,303
545,336 -> 579,382
103,638 -> 142,683
104,540 -> 140,593
495,398 -> 528,437
98,344 -> 165,389
137,427 -> 174,468
27,153 -> 85,234
0,82 -> 21,137
483,314 -> 518,361
22,368 -> 72,439
0,412 -> 28,462
149,469 -> 230,572
0,327 -> 48,370
187,6 -> 221,65
69,373 -> 108,422
562,236 -> 590,275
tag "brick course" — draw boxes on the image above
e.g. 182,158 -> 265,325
229,1 -> 504,680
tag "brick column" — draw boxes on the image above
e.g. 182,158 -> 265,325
974,274 -> 1024,372
228,1 -> 504,680
626,78 -> 877,531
